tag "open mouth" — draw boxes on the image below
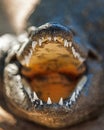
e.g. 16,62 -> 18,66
15,23 -> 87,107
3,23 -> 103,128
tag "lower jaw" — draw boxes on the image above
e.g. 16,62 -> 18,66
4,63 -> 99,129
4,62 -> 87,110
29,73 -> 79,103
22,73 -> 87,108
4,59 -> 103,128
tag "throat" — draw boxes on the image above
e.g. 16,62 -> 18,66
20,41 -> 86,103
29,73 -> 79,103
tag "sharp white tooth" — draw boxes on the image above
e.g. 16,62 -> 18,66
72,47 -> 76,57
75,52 -> 80,58
24,55 -> 30,66
70,92 -> 76,102
66,102 -> 69,107
39,39 -> 42,46
47,97 -> 52,104
54,37 -> 57,41
69,41 -> 72,47
74,52 -> 84,62
33,92 -> 39,100
32,41 -> 37,49
66,100 -> 73,107
71,46 -> 85,62
59,97 -> 63,105
76,75 -> 87,92
40,100 -> 43,105
48,37 -> 51,41
24,50 -> 32,66
69,101 -> 72,105
64,40 -> 68,47
75,89 -> 80,96
30,92 -> 39,103
64,40 -> 67,47
75,92 -> 78,99
79,57 -> 85,62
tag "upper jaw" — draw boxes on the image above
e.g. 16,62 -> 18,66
17,23 -> 87,65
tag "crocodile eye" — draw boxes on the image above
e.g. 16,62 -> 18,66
17,23 -> 87,103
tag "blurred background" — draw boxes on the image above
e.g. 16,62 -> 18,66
0,0 -> 104,54
0,0 -> 40,34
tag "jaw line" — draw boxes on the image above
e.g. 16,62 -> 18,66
4,23 -> 88,110
22,74 -> 88,108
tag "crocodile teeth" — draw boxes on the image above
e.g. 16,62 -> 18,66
69,41 -> 72,47
59,97 -> 63,105
33,92 -> 38,99
70,92 -> 76,102
32,41 -> 37,49
24,50 -> 32,66
39,39 -> 42,46
71,46 -> 85,62
76,75 -> 87,92
31,92 -> 43,106
47,97 -> 52,104
32,92 -> 39,100
48,37 -> 51,41
54,37 -> 57,41
64,40 -> 69,47
40,100 -> 43,105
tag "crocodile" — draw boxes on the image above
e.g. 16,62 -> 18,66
0,0 -> 104,129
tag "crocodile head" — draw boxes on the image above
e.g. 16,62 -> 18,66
4,23 -> 103,128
